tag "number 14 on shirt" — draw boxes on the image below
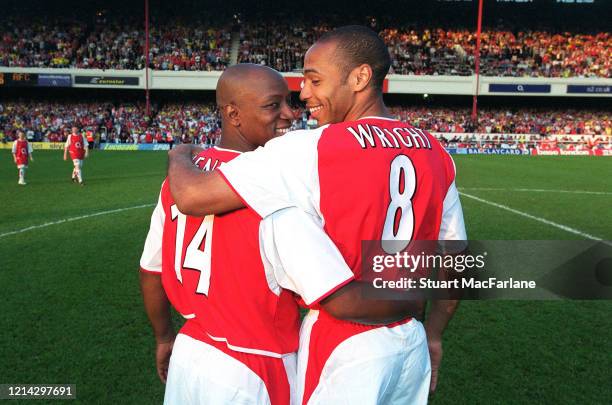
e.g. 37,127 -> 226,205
170,204 -> 213,296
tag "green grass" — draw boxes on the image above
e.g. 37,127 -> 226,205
1,151 -> 611,404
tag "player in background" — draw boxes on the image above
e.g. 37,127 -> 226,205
140,64 -> 416,404
167,26 -> 466,404
86,128 -> 95,150
12,130 -> 33,185
63,126 -> 89,185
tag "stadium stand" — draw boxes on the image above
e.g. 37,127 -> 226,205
0,17 -> 232,71
154,103 -> 222,144
389,106 -> 611,136
0,101 -> 222,146
0,18 -> 86,68
1,16 -> 609,77
147,22 -> 232,71
1,101 -> 609,150
382,29 -> 610,77
237,23 -> 328,72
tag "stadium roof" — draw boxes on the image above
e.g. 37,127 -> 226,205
6,0 -> 611,31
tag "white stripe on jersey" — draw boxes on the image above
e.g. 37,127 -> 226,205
206,333 -> 285,359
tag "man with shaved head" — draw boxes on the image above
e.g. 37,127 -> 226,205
168,26 -> 467,404
141,64 -> 355,404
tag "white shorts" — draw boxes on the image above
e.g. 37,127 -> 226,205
72,159 -> 83,169
164,333 -> 297,405
17,164 -> 28,169
297,310 -> 431,405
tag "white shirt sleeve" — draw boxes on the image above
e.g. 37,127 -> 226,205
437,181 -> 467,251
139,190 -> 165,273
28,143 -> 33,154
218,128 -> 326,218
259,207 -> 355,306
12,141 -> 17,154
64,137 -> 71,148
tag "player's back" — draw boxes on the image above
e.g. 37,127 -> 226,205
316,117 -> 457,278
159,147 -> 300,357
299,118 -> 461,405
215,117 -> 464,404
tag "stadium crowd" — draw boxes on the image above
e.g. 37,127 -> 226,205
382,29 -> 610,77
234,24 -> 611,77
237,23 -> 327,72
1,16 -> 609,77
147,22 -> 231,71
0,18 -> 231,71
1,101 -> 609,150
0,101 -> 222,146
389,106 -> 612,136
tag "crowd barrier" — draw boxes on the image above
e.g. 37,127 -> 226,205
0,142 -> 64,150
446,147 -> 612,156
4,142 -> 610,156
1,68 -> 610,97
99,143 -> 170,151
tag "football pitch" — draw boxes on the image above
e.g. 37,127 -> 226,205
1,150 -> 611,404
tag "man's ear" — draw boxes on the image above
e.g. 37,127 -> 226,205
350,64 -> 373,92
225,104 -> 240,127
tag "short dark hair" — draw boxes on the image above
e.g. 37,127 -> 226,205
317,25 -> 390,91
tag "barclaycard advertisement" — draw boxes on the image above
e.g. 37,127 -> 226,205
446,148 -> 531,155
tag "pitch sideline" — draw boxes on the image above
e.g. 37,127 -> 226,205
459,187 -> 612,196
0,203 -> 155,240
459,191 -> 610,244
2,194 -> 608,243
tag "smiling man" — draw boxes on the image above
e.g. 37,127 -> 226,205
167,26 -> 467,404
141,64 -> 352,404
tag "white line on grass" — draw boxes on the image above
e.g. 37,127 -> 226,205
459,191 -> 611,244
459,187 -> 612,196
0,203 -> 155,240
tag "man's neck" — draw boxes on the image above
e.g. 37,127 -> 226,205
344,94 -> 391,122
218,129 -> 255,153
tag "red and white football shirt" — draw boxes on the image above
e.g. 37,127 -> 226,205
12,139 -> 32,166
140,147 -> 354,357
219,117 -> 466,278
65,134 -> 88,160
219,117 -> 467,403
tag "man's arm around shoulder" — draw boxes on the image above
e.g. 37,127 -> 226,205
167,144 -> 243,216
